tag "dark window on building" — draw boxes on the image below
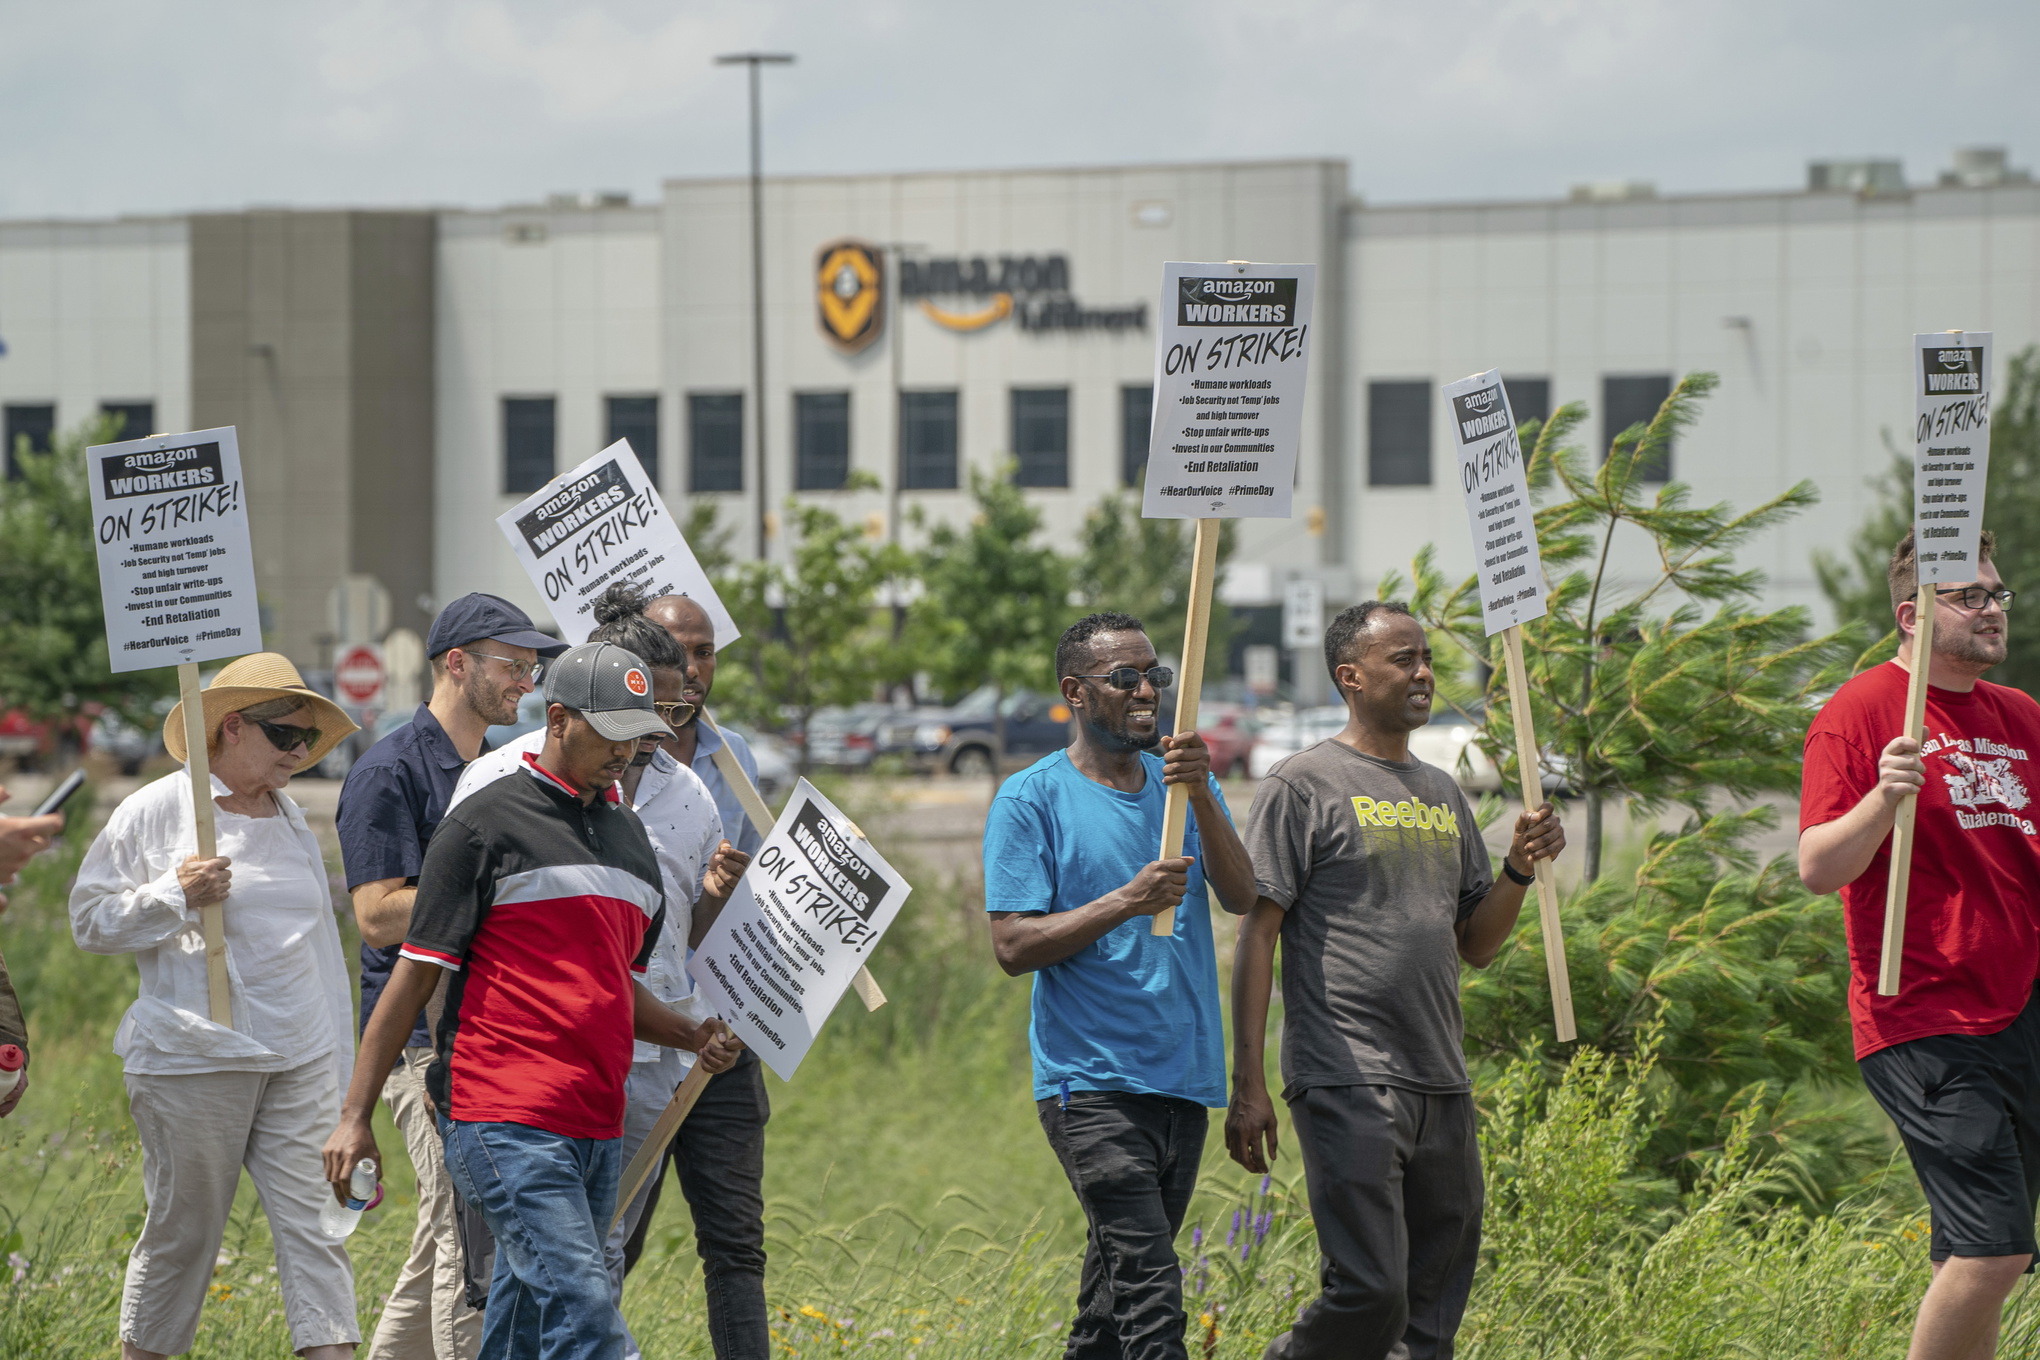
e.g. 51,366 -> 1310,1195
688,393 -> 744,493
1121,384 -> 1153,488
1012,387 -> 1069,488
795,391 -> 851,491
900,390 -> 959,490
606,395 -> 659,484
1501,377 -> 1550,441
1603,374 -> 1674,482
99,401 -> 155,444
502,397 -> 556,494
1367,381 -> 1432,487
4,404 -> 55,481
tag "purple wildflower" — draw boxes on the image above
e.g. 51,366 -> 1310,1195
1192,1224 -> 1202,1249
1255,1211 -> 1271,1243
1228,1210 -> 1240,1247
1240,1240 -> 1250,1263
1260,1174 -> 1272,1197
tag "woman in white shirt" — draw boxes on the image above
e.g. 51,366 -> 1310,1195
71,653 -> 360,1360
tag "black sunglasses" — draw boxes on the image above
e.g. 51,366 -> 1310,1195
255,720 -> 322,754
1073,666 -> 1175,692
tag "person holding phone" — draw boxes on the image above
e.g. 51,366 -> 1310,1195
0,778 -> 71,1119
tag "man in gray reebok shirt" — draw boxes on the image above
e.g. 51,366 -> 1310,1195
1228,599 -> 1565,1360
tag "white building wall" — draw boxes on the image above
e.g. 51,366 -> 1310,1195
432,203 -> 663,625
661,160 -> 1346,577
0,217 -> 189,443
1346,186 -> 2040,625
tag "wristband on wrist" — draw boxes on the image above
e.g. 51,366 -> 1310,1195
1502,858 -> 1535,886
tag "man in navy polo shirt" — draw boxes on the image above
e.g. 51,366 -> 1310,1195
337,593 -> 563,1360
327,641 -> 741,1360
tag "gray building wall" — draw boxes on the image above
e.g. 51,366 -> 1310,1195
190,211 -> 436,668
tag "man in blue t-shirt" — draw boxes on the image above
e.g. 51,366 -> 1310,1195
984,611 -> 1257,1360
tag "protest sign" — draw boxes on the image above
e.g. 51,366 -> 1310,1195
1443,371 -> 1572,1040
496,441 -> 737,648
87,427 -> 263,673
686,778 -> 911,1082
1141,261 -> 1315,522
86,426 -> 265,1025
1141,262 -> 1314,934
1882,331 -> 1995,996
1445,371 -> 1549,636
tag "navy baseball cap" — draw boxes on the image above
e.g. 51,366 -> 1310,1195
543,642 -> 670,741
426,593 -> 566,659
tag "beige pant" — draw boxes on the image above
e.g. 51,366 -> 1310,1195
366,1048 -> 482,1360
122,1060 -> 360,1355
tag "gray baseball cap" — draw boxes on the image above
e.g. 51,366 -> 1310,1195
542,642 -> 671,742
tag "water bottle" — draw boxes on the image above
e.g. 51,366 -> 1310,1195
318,1158 -> 379,1240
0,1045 -> 22,1099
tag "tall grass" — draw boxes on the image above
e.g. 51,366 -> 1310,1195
0,794 -> 2032,1356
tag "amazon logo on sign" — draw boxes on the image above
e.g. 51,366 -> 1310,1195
816,241 -> 885,353
895,253 -> 1145,336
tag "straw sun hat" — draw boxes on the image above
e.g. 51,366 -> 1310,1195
162,653 -> 359,768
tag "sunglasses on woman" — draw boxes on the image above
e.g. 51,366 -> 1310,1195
255,721 -> 322,754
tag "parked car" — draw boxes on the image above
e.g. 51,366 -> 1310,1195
1196,704 -> 1258,778
886,685 -> 1074,775
715,720 -> 796,799
1248,700 -> 1516,794
89,709 -> 165,775
802,704 -> 895,771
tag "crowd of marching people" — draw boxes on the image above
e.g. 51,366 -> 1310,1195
0,526 -> 2030,1359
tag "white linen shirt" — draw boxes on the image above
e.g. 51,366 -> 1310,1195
70,769 -> 354,1093
450,731 -> 725,1060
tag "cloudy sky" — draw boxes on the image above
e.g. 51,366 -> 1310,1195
5,0 -> 2037,219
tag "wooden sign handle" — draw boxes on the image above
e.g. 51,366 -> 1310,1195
1501,627 -> 1576,1042
609,1058 -> 712,1232
179,662 -> 232,1026
1880,581 -> 1937,996
698,709 -> 887,1011
1154,518 -> 1222,937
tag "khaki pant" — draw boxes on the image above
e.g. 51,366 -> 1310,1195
366,1048 -> 482,1360
122,1061 -> 360,1355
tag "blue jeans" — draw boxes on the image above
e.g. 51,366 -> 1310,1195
442,1118 -> 625,1360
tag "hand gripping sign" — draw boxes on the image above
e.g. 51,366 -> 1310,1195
1881,332 -> 1995,996
497,439 -> 886,1013
1443,371 -> 1574,1041
87,426 -> 266,1025
1141,262 -> 1315,935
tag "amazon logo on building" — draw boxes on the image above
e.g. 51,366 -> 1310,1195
897,253 -> 1145,335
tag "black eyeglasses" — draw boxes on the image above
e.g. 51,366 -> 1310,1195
1073,666 -> 1175,692
1936,586 -> 2017,613
255,721 -> 322,753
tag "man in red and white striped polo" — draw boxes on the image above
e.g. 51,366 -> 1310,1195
325,641 -> 741,1360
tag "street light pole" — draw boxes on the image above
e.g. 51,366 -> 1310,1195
716,51 -> 794,561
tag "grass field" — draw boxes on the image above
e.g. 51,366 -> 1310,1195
0,788 -> 2035,1357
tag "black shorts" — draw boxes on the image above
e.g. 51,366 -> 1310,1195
1859,986 -> 2040,1262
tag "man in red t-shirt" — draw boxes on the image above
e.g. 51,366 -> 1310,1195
1802,528 -> 2040,1360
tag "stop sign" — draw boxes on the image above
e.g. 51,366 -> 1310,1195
335,643 -> 386,708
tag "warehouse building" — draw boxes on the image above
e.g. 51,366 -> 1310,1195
0,148 -> 2033,674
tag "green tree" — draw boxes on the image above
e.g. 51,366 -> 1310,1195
678,498 -> 737,578
1390,379 -> 1881,1193
1393,374 -> 1863,883
713,474 -> 910,767
1071,492 -> 1237,681
908,464 -> 1074,765
1821,344 -> 2040,690
0,418 -> 178,727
